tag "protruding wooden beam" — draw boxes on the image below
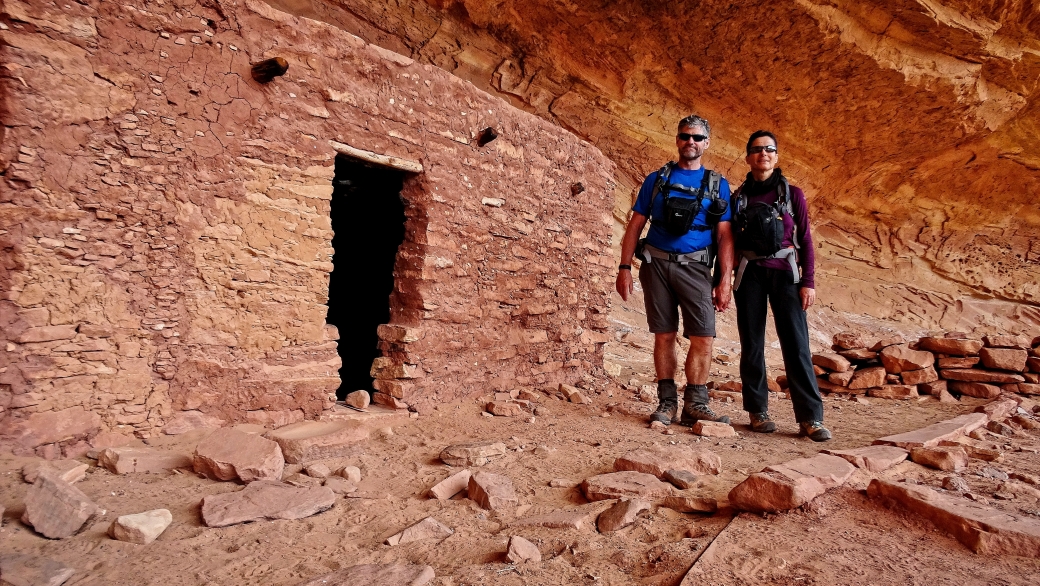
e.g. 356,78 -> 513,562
329,141 -> 423,173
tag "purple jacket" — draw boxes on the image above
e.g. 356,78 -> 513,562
738,183 -> 815,289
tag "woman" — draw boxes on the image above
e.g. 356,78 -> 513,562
732,130 -> 830,441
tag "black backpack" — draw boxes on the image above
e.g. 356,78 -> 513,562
648,162 -> 724,236
735,177 -> 796,257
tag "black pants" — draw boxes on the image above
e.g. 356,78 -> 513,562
735,263 -> 824,423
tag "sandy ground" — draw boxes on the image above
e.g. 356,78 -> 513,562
2,290 -> 1039,585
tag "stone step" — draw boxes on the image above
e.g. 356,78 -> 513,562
267,406 -> 408,464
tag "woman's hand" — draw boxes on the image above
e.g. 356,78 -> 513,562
800,287 -> 816,310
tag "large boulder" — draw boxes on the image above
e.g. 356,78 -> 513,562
193,428 -> 284,482
22,473 -> 99,539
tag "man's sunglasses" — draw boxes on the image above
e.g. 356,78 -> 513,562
677,133 -> 708,142
748,145 -> 778,154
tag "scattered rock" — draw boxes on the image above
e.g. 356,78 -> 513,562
613,445 -> 721,478
834,331 -> 870,350
987,420 -> 1016,436
867,479 -> 1040,555
193,428 -> 284,482
979,348 -> 1028,372
506,535 -> 542,563
949,381 -> 1002,399
828,370 -> 854,386
979,467 -> 1009,481
942,476 -> 970,492
429,469 -> 471,500
560,384 -> 592,404
692,420 -> 737,437
304,463 -> 331,478
344,390 -> 371,409
812,353 -> 851,373
839,348 -> 877,361
869,336 -> 904,351
649,421 -> 667,431
384,516 -> 453,545
109,509 -> 172,545
874,413 -> 988,449
716,380 -> 742,392
879,345 -> 934,373
510,502 -> 612,530
297,564 -> 435,586
597,498 -> 650,532
983,335 -> 1031,349
848,366 -> 887,389
21,473 -> 100,539
868,385 -> 916,400
918,337 -> 983,356
974,398 -> 1020,421
658,494 -> 719,513
22,460 -> 88,484
728,454 -> 855,513
1004,383 -> 1040,396
901,366 -> 939,385
0,554 -> 75,586
323,476 -> 357,494
439,441 -> 507,467
162,410 -> 225,435
468,471 -> 519,510
549,478 -> 580,488
486,401 -> 525,417
200,480 -> 335,527
663,469 -> 699,489
822,445 -> 908,473
98,447 -> 192,474
265,420 -> 371,464
1013,414 -> 1040,429
1011,471 -> 1040,487
910,446 -> 968,471
283,473 -> 322,488
582,471 -> 677,502
337,465 -> 362,483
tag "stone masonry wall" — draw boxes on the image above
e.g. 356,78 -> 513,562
0,0 -> 615,456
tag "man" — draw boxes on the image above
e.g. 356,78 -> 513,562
616,114 -> 735,426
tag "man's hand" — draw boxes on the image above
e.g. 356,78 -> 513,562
616,270 -> 634,301
712,281 -> 731,312
800,287 -> 816,310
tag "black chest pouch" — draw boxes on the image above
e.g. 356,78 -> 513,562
661,195 -> 701,236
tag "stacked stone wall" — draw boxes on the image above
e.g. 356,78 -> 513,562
0,0 -> 616,456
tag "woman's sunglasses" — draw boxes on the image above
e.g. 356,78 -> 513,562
748,145 -> 778,155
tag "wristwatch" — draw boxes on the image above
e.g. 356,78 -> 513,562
618,264 -> 631,271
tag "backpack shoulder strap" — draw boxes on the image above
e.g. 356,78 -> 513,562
779,176 -> 800,250
702,169 -> 721,201
649,162 -> 674,211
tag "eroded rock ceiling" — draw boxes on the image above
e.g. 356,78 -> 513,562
267,0 -> 1040,330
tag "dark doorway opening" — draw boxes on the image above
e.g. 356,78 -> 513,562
327,156 -> 407,399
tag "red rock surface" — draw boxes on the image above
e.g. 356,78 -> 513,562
848,366 -> 886,390
874,413 -> 988,449
582,471 -> 677,502
979,348 -> 1028,372
468,471 -> 519,510
21,473 -> 100,539
193,428 -> 284,482
868,479 -> 1040,556
98,447 -> 192,474
822,445 -> 908,473
812,353 -> 851,373
941,369 -> 1025,384
613,446 -> 721,478
949,381 -> 1002,399
910,446 -> 969,471
729,454 -> 854,514
918,338 -> 984,356
879,346 -> 934,374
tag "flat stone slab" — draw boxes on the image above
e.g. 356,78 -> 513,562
692,421 -> 737,437
975,398 -> 1020,421
99,447 -> 192,474
879,345 -> 934,373
194,428 -> 284,482
613,446 -> 721,478
439,441 -> 507,467
868,479 -> 1040,556
22,460 -> 88,484
0,553 -> 75,586
812,353 -> 851,372
597,498 -> 650,533
468,471 -> 518,510
941,369 -> 1025,384
663,469 -> 699,489
849,366 -> 886,389
869,385 -> 916,400
658,494 -> 719,513
822,445 -> 909,473
510,503 -> 612,531
949,381 -> 1001,399
729,454 -> 855,514
265,420 -> 369,464
384,517 -> 453,545
109,509 -> 172,544
582,471 -> 677,502
297,564 -> 435,586
873,413 -> 989,449
918,337 -> 983,356
201,480 -> 335,527
162,410 -> 225,435
22,473 -> 99,539
980,348 -> 1028,372
429,469 -> 471,500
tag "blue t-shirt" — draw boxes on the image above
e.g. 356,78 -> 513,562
632,166 -> 732,253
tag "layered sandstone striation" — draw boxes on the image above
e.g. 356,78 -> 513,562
268,0 -> 1040,331
0,0 -> 615,453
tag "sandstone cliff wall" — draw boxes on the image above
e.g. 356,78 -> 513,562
266,0 -> 1040,332
0,0 -> 615,456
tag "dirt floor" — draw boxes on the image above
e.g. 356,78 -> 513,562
2,291 -> 1039,585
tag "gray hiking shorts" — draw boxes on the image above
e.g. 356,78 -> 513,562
638,258 -> 715,338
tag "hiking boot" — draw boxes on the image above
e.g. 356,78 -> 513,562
748,412 -> 777,433
680,400 -> 730,426
799,420 -> 832,442
650,398 -> 678,425
650,379 -> 678,425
